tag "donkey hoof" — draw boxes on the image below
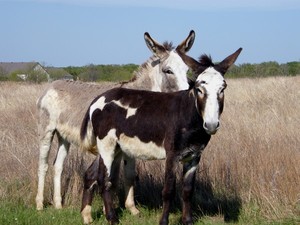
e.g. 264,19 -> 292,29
183,218 -> 193,225
159,218 -> 169,225
83,216 -> 93,225
81,205 -> 93,224
53,197 -> 62,209
53,202 -> 62,209
36,198 -> 44,211
108,218 -> 119,225
131,208 -> 140,216
36,204 -> 44,211
54,204 -> 62,209
127,206 -> 140,215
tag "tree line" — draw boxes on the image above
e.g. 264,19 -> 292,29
65,64 -> 138,82
0,61 -> 299,83
226,61 -> 300,78
65,61 -> 299,81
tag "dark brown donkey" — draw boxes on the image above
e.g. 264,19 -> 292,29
80,48 -> 242,225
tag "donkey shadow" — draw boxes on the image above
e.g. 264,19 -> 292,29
85,160 -> 242,223
117,164 -> 242,224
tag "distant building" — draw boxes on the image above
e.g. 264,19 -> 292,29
0,62 -> 50,81
0,62 -> 74,81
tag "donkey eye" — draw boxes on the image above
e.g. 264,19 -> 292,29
197,87 -> 204,95
219,87 -> 225,97
163,68 -> 173,75
220,85 -> 227,93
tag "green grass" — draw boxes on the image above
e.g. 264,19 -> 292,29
1,197 -> 299,225
1,202 -> 82,225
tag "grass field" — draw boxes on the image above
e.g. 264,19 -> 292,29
0,77 -> 299,224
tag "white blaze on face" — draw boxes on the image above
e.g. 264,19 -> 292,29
196,67 -> 225,130
167,50 -> 190,90
151,50 -> 189,92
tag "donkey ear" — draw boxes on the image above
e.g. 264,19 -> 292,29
217,48 -> 243,75
144,32 -> 166,57
177,51 -> 201,74
176,30 -> 195,53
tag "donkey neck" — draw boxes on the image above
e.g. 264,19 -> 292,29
121,55 -> 162,91
175,90 -> 211,150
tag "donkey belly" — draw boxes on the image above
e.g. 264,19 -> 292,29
118,134 -> 166,160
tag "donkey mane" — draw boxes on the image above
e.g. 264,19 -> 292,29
121,41 -> 175,85
186,54 -> 216,86
162,41 -> 174,51
120,57 -> 155,86
121,41 -> 174,86
198,54 -> 214,67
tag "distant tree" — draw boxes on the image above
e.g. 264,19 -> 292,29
286,61 -> 300,76
79,64 -> 100,81
0,67 -> 8,81
65,66 -> 86,80
257,61 -> 283,76
99,64 -> 137,81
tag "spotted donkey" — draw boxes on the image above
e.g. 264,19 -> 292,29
80,48 -> 242,224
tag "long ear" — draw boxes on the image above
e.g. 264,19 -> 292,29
144,32 -> 166,57
176,30 -> 195,53
177,50 -> 200,73
217,48 -> 242,74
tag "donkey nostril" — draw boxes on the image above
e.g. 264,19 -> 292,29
203,121 -> 220,133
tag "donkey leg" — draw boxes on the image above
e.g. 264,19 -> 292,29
160,155 -> 176,225
36,129 -> 55,210
81,149 -> 122,224
100,152 -> 123,216
123,155 -> 139,215
109,149 -> 123,209
98,156 -> 119,224
182,156 -> 201,225
53,134 -> 70,209
97,135 -> 119,224
81,157 -> 100,224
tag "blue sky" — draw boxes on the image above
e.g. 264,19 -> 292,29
0,0 -> 299,67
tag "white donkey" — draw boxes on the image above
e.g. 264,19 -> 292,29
36,30 -> 196,214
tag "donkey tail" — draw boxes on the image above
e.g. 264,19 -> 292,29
80,109 -> 98,155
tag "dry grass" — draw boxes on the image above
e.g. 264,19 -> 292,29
201,76 -> 300,220
0,77 -> 299,222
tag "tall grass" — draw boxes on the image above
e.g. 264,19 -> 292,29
0,77 -> 299,223
201,76 -> 299,221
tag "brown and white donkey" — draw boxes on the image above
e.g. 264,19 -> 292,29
80,48 -> 242,225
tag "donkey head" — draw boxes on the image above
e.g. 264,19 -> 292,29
144,30 -> 195,92
186,48 -> 242,135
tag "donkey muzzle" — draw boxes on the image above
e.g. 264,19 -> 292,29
203,121 -> 220,135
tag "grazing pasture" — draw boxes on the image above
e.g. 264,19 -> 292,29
0,77 -> 299,224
